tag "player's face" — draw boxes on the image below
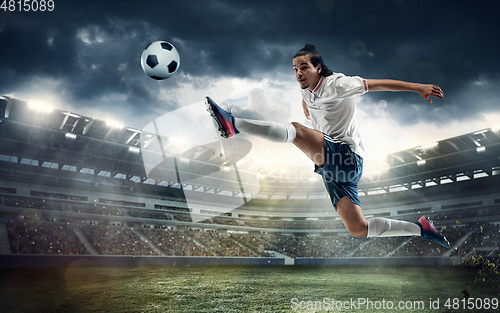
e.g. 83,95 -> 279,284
293,55 -> 321,91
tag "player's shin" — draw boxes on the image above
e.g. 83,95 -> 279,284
234,118 -> 296,143
366,217 -> 421,238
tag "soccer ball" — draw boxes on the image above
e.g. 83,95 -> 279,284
140,41 -> 180,80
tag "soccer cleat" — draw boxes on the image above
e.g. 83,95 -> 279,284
416,216 -> 451,248
205,96 -> 239,138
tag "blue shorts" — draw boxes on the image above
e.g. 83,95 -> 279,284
314,134 -> 363,210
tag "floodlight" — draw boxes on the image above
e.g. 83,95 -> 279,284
417,160 -> 426,166
105,119 -> 124,129
417,142 -> 438,151
128,146 -> 140,154
65,133 -> 76,139
28,101 -> 53,113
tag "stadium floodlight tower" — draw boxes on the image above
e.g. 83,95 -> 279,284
140,101 -> 260,222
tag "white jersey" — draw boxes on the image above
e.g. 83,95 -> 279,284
301,73 -> 368,158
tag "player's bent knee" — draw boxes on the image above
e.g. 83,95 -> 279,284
336,198 -> 368,238
347,218 -> 368,237
290,122 -> 303,136
291,122 -> 323,145
347,227 -> 368,238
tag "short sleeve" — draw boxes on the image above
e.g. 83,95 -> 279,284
333,75 -> 368,98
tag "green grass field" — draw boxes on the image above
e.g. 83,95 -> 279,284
0,265 -> 497,312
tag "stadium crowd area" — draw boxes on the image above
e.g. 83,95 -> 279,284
2,195 -> 499,258
7,219 -> 89,255
5,218 -> 499,259
80,224 -> 160,256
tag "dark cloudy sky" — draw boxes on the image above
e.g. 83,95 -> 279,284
1,0 -> 499,165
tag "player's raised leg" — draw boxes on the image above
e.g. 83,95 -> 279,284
205,96 -> 325,166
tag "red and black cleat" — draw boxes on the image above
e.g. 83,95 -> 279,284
205,96 -> 239,138
416,216 -> 451,248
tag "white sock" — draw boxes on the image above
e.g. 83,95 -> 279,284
234,118 -> 296,143
367,217 -> 421,238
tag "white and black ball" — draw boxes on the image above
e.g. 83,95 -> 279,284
140,41 -> 180,80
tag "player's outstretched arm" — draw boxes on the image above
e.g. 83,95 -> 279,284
366,79 -> 444,103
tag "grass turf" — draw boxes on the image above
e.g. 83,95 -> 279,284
0,265 -> 497,312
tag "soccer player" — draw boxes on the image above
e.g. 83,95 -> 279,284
206,44 -> 450,248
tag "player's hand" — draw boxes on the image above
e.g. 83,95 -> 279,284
418,84 -> 444,103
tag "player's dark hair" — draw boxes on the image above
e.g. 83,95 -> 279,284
293,44 -> 333,77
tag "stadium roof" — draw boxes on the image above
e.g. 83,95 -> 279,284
358,126 -> 500,196
1,95 -> 499,199
0,96 -> 146,177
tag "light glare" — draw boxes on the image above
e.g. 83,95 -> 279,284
129,146 -> 140,154
28,101 -> 53,113
65,133 -> 76,139
106,119 -> 123,129
418,142 -> 438,151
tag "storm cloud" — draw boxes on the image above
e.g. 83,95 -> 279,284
0,0 -> 499,132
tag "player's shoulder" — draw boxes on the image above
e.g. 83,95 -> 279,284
330,72 -> 345,77
324,72 -> 346,85
326,72 -> 366,85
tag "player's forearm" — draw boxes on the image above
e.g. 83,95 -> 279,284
366,79 -> 444,103
366,79 -> 421,93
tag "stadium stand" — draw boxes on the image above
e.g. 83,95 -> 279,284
0,96 -> 499,266
7,219 -> 89,255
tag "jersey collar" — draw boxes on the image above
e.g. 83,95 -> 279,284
310,76 -> 325,94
